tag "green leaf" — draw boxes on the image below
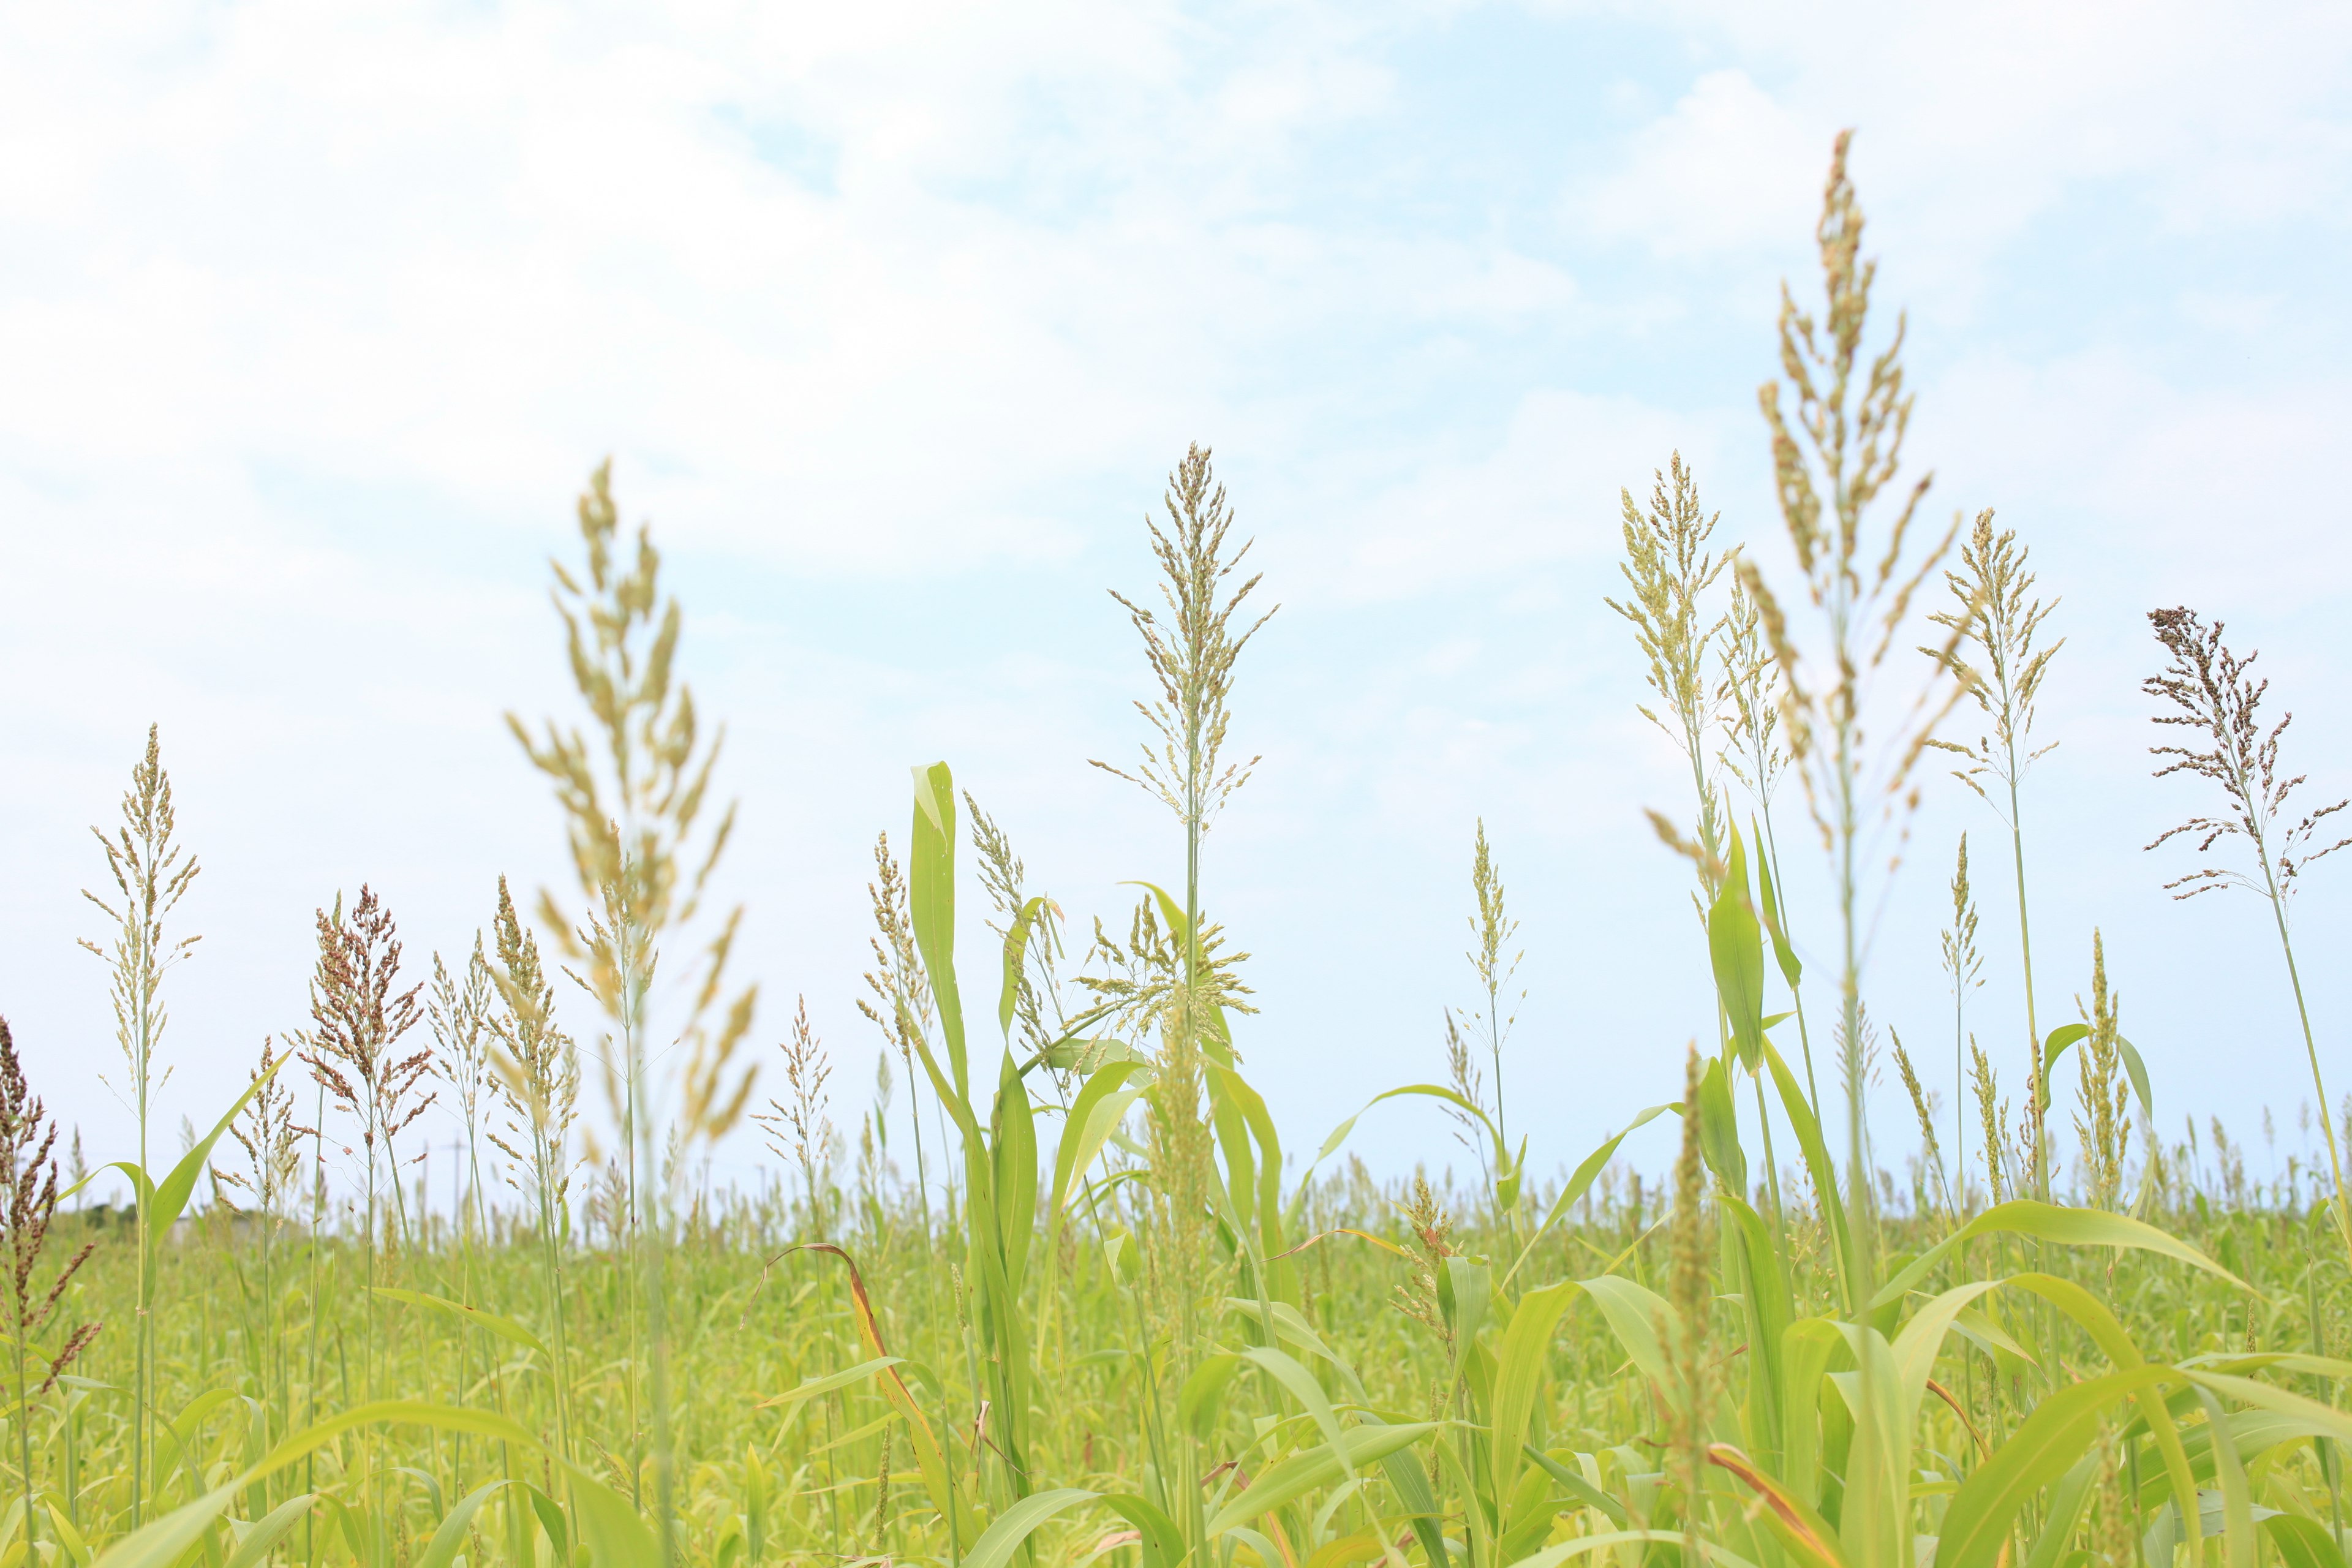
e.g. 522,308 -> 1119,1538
756,1355 -> 905,1411
1697,1055 -> 1747,1193
1442,1254 -> 1491,1400
1000,894 -> 1049,1040
2037,1024 -> 2090,1110
2021,1452 -> 2100,1568
1178,1354 -> 1243,1442
142,1055 -> 287,1248
1777,1318 -> 1844,1510
2264,1515 -> 2348,1568
1380,1435 -> 1452,1568
1501,1103 -> 1674,1290
963,1488 -> 1097,1568
1578,1276 -> 1671,1387
1490,1283 -> 1579,1513
1709,821 -> 1766,1068
910,761 -> 968,1098
1243,1346 -> 1355,1480
1502,1528 -> 1763,1568
524,1482 -> 568,1564
92,1401 -> 659,1568
1520,1447 -> 1628,1528
1937,1366 -> 2174,1568
413,1482 -> 514,1568
1890,1280 -> 2003,1439
1205,1423 -> 1437,1537
1869,1202 -> 2245,1311
991,1051 -> 1039,1295
2118,1035 -> 2154,1119
1752,816 -> 1802,990
372,1289 -> 551,1359
565,1466 -> 662,1568
1101,1494 -> 1186,1568
93,1483 -> 239,1568
1042,1062 -> 1142,1277
1208,1064 -> 1292,1285
2037,1022 -> 2156,1132
2182,1372 -> 2352,1449
1722,1193 -> 1792,1466
1763,1041 -> 1856,1311
2192,1387 -> 2258,1568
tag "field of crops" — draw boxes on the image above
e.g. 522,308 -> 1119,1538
10,136 -> 2351,1568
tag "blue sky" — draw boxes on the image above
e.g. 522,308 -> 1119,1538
5,1 -> 2351,1205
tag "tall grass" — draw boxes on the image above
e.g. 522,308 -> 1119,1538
36,132 -> 2352,1568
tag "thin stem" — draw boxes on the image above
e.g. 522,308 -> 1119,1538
2005,772 -> 2046,1205
2264,875 -> 2352,1259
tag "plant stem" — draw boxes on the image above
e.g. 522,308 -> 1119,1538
2005,772 -> 2045,1205
2264,875 -> 2352,1259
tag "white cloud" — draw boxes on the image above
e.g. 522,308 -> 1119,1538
1925,347 -> 2352,610
1586,69 -> 1822,259
1311,385 -> 1719,600
1582,1 -> 2352,307
7,0 -> 2352,1177
0,2 -> 1563,580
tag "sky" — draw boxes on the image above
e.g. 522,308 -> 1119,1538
5,0 -> 2351,1210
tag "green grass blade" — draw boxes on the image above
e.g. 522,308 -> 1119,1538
1869,1203 -> 2245,1312
963,1488 -> 1098,1568
1937,1366 -> 2173,1568
1205,1423 -> 1436,1537
372,1288 -> 552,1359
1490,1282 -> 1579,1510
1242,1346 -> 1355,1480
756,1355 -> 905,1411
412,1482 -> 515,1568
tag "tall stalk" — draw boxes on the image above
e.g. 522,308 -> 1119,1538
1926,513 -> 2062,1199
1096,443 -> 1273,1065
300,886 -> 431,1408
1723,575 -> 1827,1123
224,1038 -> 303,1475
1092,442 -> 1273,1548
78,725 -> 198,1527
1609,451 -> 1733,901
1746,130 -> 1969,1301
512,462 -> 759,1566
488,874 -> 581,1468
2143,605 -> 2352,1257
429,935 -> 499,1475
1939,837 -> 1983,1215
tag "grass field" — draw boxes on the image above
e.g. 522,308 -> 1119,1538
9,135 -> 2351,1568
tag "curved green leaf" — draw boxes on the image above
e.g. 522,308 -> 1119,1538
1501,1103 -> 1675,1290
1101,1494 -> 1185,1568
134,1056 -> 286,1251
1000,894 -> 1049,1040
910,761 -> 968,1098
964,1488 -> 1097,1568
1579,1275 -> 1671,1387
1709,821 -> 1766,1068
1205,1422 -> 1436,1537
1938,1366 -> 2173,1568
1504,1528 -> 1763,1568
413,1482 -> 516,1568
756,1355 -> 905,1411
1869,1201 -> 2244,1311
2264,1515 -> 2347,1568
1242,1346 -> 1354,1479
1752,819 -> 1802,992
1490,1281 -> 1579,1509
373,1288 -> 551,1359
